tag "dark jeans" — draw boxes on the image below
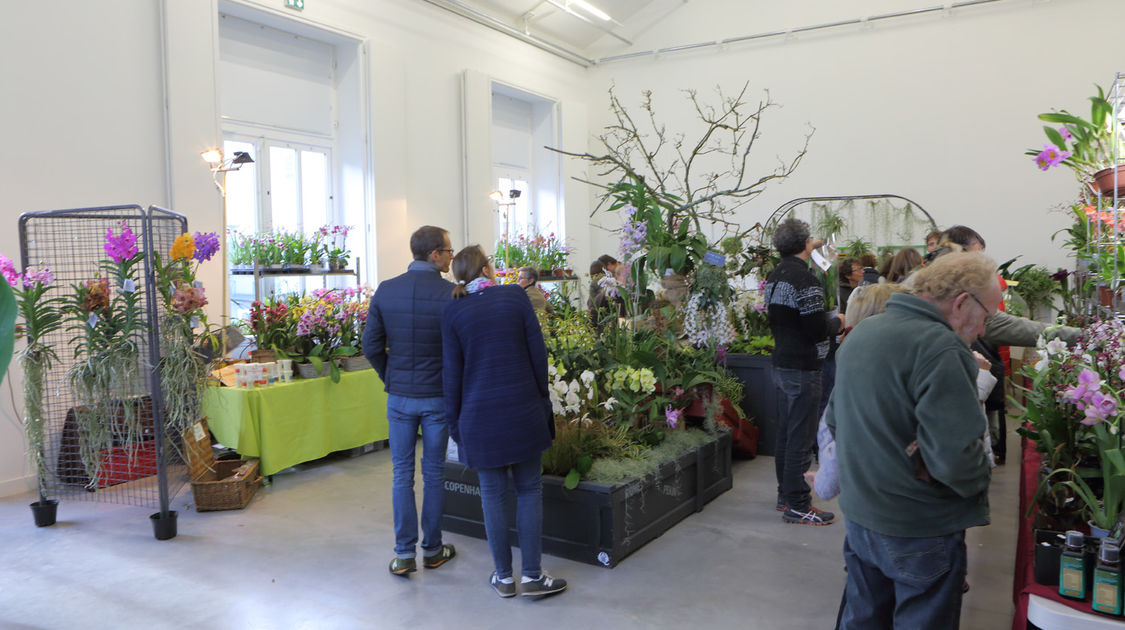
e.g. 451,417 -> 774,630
839,520 -> 967,630
772,367 -> 821,511
476,455 -> 543,580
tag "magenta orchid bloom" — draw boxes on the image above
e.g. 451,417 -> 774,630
105,223 -> 139,264
0,254 -> 20,288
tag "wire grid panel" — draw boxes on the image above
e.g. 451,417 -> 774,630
18,205 -> 188,506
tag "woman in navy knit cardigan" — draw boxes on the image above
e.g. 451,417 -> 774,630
442,245 -> 568,599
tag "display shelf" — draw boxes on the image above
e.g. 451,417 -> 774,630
230,267 -> 357,276
1028,595 -> 1125,630
1090,73 -> 1125,315
233,258 -> 361,302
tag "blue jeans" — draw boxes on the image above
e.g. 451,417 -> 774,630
387,394 -> 449,559
772,367 -> 821,510
839,520 -> 966,630
476,455 -> 543,580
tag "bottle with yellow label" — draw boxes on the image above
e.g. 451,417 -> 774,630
1060,530 -> 1087,599
1093,540 -> 1123,615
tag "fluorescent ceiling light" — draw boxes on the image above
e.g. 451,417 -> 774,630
569,0 -> 610,21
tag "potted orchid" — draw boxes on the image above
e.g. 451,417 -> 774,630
290,289 -> 361,383
1026,85 -> 1125,199
152,231 -> 221,442
0,255 -> 61,521
1017,320 -> 1125,533
245,295 -> 296,360
65,222 -> 150,486
318,225 -> 352,271
280,232 -> 311,271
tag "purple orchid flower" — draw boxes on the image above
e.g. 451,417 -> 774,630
1082,391 -> 1118,425
665,405 -> 681,429
105,223 -> 139,264
193,232 -> 221,263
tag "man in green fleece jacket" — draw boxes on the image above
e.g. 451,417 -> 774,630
826,251 -> 998,630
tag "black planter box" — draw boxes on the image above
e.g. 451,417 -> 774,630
442,431 -> 733,568
724,354 -> 779,456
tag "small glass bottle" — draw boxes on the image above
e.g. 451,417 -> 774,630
1060,530 -> 1088,599
1093,540 -> 1123,615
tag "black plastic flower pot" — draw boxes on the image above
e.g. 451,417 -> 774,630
29,499 -> 58,527
149,510 -> 178,540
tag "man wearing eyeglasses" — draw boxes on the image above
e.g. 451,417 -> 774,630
363,225 -> 457,577
826,251 -> 999,630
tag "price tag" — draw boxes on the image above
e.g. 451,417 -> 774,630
810,249 -> 831,272
703,251 -> 726,266
122,278 -> 135,293
87,313 -> 99,328
193,281 -> 203,289
190,316 -> 200,329
192,422 -> 206,442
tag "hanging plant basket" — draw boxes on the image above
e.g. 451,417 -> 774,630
1093,164 -> 1125,198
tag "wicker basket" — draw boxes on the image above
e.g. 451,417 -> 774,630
184,418 -> 261,512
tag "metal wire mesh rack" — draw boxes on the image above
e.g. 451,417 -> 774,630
18,205 -> 188,536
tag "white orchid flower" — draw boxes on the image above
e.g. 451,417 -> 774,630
565,389 -> 580,411
580,370 -> 595,386
1045,339 -> 1067,356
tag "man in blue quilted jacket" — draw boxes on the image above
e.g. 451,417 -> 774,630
363,225 -> 457,576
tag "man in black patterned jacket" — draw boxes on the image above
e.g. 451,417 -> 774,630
763,217 -> 844,525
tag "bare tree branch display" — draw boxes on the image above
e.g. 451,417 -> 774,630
551,82 -> 813,243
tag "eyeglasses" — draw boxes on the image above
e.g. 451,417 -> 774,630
965,291 -> 995,325
436,248 -> 454,254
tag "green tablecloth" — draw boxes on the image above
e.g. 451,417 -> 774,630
202,369 -> 389,476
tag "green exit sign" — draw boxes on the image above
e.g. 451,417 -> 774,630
285,0 -> 304,10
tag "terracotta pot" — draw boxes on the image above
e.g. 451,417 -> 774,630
1099,285 -> 1115,307
1093,165 -> 1125,198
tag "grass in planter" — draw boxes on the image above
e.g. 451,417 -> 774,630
584,428 -> 716,484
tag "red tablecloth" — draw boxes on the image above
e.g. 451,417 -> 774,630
1012,437 -> 1125,628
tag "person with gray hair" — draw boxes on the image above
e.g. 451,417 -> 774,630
827,251 -> 998,629
763,217 -> 844,525
517,266 -> 554,316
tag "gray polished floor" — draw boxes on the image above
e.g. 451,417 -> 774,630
0,431 -> 1018,629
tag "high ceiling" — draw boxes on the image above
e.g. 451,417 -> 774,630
447,0 -> 682,55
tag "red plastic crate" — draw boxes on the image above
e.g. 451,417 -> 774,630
95,441 -> 158,488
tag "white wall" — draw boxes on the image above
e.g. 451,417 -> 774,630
0,0 -> 589,497
583,0 -> 1125,273
0,2 -> 171,498
0,0 -> 1116,497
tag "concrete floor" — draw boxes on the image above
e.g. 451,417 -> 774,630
0,432 -> 1019,630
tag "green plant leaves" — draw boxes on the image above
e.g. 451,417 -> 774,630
576,454 -> 593,475
0,280 -> 16,383
564,468 -> 581,489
